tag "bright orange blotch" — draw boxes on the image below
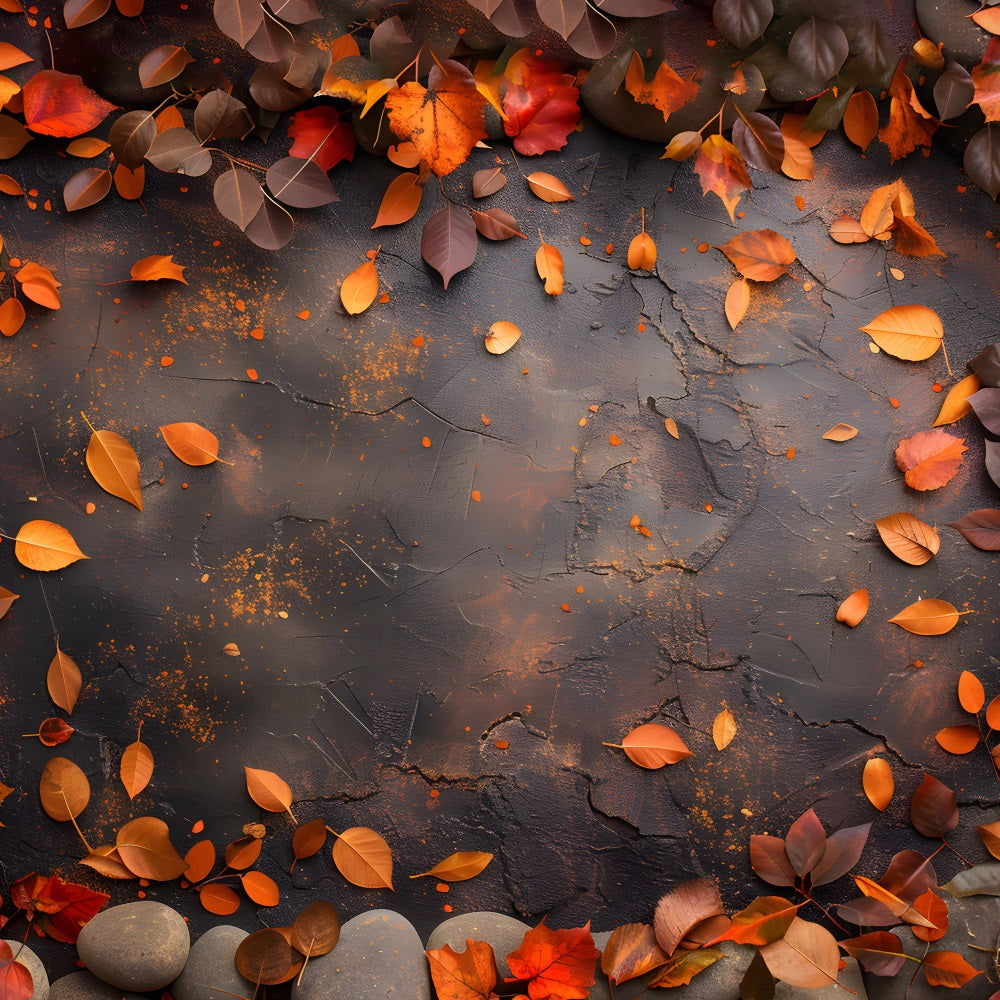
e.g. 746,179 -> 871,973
85,502 -> 95,514
249,327 -> 263,340
697,242 -> 709,253
494,739 -> 510,749
889,397 -> 900,408
579,236 -> 591,245
639,526 -> 651,537
471,490 -> 481,502
297,309 -> 310,320
785,447 -> 795,459
192,819 -> 205,833
246,368 -> 258,380
932,383 -> 942,392
421,436 -> 432,448
605,243 -> 614,254
794,195 -> 805,210
411,335 -> 425,347
160,356 -> 173,367
608,434 -> 622,446
480,414 -> 491,426
436,882 -> 450,892
560,603 -> 571,613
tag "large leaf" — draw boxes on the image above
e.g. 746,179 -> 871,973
694,134 -> 750,222
624,51 -> 697,124
14,520 -> 87,571
894,429 -> 966,491
213,0 -> 263,46
426,939 -> 499,1000
22,70 -> 116,137
115,816 -> 187,880
875,512 -> 939,565
889,599 -> 961,636
331,826 -> 393,889
949,509 -> 1000,551
422,202 -> 477,289
749,834 -> 795,886
784,808 -> 826,877
941,863 -> 1000,897
860,304 -> 942,360
811,822 -> 871,886
760,917 -> 839,988
10,873 -> 108,944
266,156 -> 338,208
910,773 -> 958,838
39,756 -> 90,821
712,0 -> 773,48
536,0 -> 586,39
214,166 -> 263,231
879,849 -> 937,902
653,878 -> 727,956
923,951 -> 983,988
505,919 -> 599,1000
291,900 -> 340,957
86,426 -> 142,510
717,229 -> 795,281
503,50 -> 582,155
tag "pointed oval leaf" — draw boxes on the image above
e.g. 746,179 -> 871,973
183,838 -> 216,884
889,598 -> 960,636
860,305 -> 943,361
601,922 -> 668,985
712,708 -> 736,750
836,588 -> 869,627
108,110 -> 155,169
0,43 -> 32,70
949,509 -> 1000,551
23,70 -> 116,137
213,0 -> 264,46
48,646 -> 82,714
863,758 -> 894,811
160,422 -> 220,466
784,808 -> 827,877
934,725 -> 980,755
66,137 -> 110,157
695,134 -> 751,221
120,738 -> 153,798
15,261 -> 61,309
245,766 -> 294,814
648,947 -> 725,988
749,834 -> 795,886
923,951 -> 982,988
472,207 -> 526,241
473,167 -> 506,198
839,931 -> 906,976
988,694 -> 1000,730
933,374 -> 980,426
484,320 -> 521,355
760,917 -> 839,988
80,845 -> 136,880
213,167 -> 263,231
138,45 -> 193,89
725,277 -> 750,330
372,172 -> 422,228
200,882 -> 240,915
789,17 -> 849,83
895,430 -> 967,491
879,848 -> 938,903
245,199 -> 294,251
732,112 -> 784,172
130,254 -> 186,283
958,670 -> 986,713
536,239 -> 564,295
15,520 -> 87,571
712,0 -> 773,48
780,133 -> 814,180
332,826 -> 393,889
843,90 -> 879,152
291,816 -> 327,871
291,900 -> 340,957
422,203 -> 477,290
935,61 -> 976,121
146,127 -> 212,176
812,822 -> 872,886
0,297 -> 26,338
266,156 -> 338,208
225,834 -> 263,870
717,229 -> 796,281
526,170 -> 574,202
411,851 -> 493,882
0,585 -> 18,619
911,773 -> 959,838
822,422 -> 858,441
968,386 -> 1000,435
241,870 -> 279,906
64,0 -> 111,27
115,816 -> 187,880
718,896 -> 800,946
39,756 -> 90,820
875,512 -> 940,565
615,722 -> 692,769
87,428 -> 142,510
0,114 -> 31,159
941,862 -> 1000,897
340,260 -> 379,315
194,90 -> 252,143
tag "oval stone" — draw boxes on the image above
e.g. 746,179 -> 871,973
425,911 -> 532,979
49,971 -> 147,1000
171,924 -> 249,1000
76,900 -> 189,991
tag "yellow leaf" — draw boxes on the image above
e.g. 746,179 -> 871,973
725,277 -> 750,329
822,423 -> 858,441
628,232 -> 657,270
860,304 -> 942,361
130,254 -> 186,283
712,709 -> 736,751
340,259 -> 379,315
932,374 -> 980,426
409,851 -> 493,881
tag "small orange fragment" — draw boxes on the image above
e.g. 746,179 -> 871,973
429,789 -> 440,798
379,292 -> 390,303
297,309 -> 310,320
471,490 -> 481,502
608,434 -> 621,446
888,397 -> 900,409
560,603 -> 571,612
192,819 -> 205,833
480,414 -> 491,426
579,236 -> 591,246
588,404 -> 599,413
697,242 -> 709,253
494,739 -> 509,749
629,514 -> 641,528
639,526 -> 651,537
421,436 -> 431,448
794,195 -> 805,210
705,503 -> 713,512
785,447 -> 795,459
246,368 -> 258,380
85,502 -> 96,514
605,243 -> 614,254
443,904 -> 453,912
160,356 -> 173,367
249,327 -> 263,340
575,585 -> 584,593
411,335 -> 425,347
235,299 -> 246,312
436,882 -> 450,893
932,383 -> 942,392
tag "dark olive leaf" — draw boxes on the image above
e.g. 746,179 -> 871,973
246,15 -> 290,62
803,86 -> 853,131
64,0 -> 112,28
536,0 -> 587,40
986,440 -> 1000,490
784,808 -> 826,877
749,835 -> 795,887
835,896 -> 900,927
934,61 -> 975,121
566,7 -> 617,59
109,110 -> 156,169
910,773 -> 959,839
422,202 -> 477,289
712,0 -> 773,49
214,167 -> 263,230
244,198 -> 293,250
369,15 -> 420,76
266,156 -> 338,208
967,386 -> 1000,434
811,823 -> 871,886
63,167 -> 112,211
842,17 -> 896,90
732,112 -> 783,172
0,114 -> 31,160
138,45 -> 193,89
941,863 -> 1000,898
472,207 -> 527,241
194,90 -> 252,142
949,509 -> 1000,551
145,128 -> 212,176
970,343 -> 1000,386
249,64 -> 312,112
788,17 -> 849,84
879,849 -> 937,902
964,125 -> 1000,200
266,0 -> 320,23
591,0 -> 673,13
213,0 -> 264,47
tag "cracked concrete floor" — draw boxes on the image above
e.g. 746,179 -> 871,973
1,79 -> 999,985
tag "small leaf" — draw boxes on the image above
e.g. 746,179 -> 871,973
863,758 -> 894,811
39,756 -> 90,821
183,839 -> 216,883
923,951 -> 982,988
291,900 -> 340,957
108,110 -> 155,169
484,320 -> 521,355
213,167 -> 263,232
843,90 -> 879,152
978,821 -> 1000,861
332,826 -> 394,889
712,708 -> 736,750
410,851 -> 493,882
14,520 -> 87,571
340,260 -> 379,315
113,164 -> 144,201
372,172 -> 423,228
241,870 -> 280,906
860,304 -> 942,361
712,0 -> 772,48
35,717 -> 74,747
694,134 -> 751,221
120,733 -> 153,799
130,255 -> 187,282
895,430 -> 967,491
115,816 -> 187,880
889,598 -> 961,636
600,923 -> 668,985
472,166 -> 506,198
138,45 -> 193,89
836,588 -> 868,627
15,262 -> 61,309
427,939 -> 499,1000
422,203 -> 477,289
935,61 -> 976,121
934,726 -> 980,755
266,156 -> 338,208
86,425 -> 142,510
472,207 -> 526,241
716,896 -> 800,946
200,882 -> 240,915
245,766 -> 295,817
749,834 -> 795,886
949,509 -> 1000,551
839,931 -> 906,976
875,512 -> 940,565
225,834 -> 263,870
48,644 -> 82,714
0,42 -> 31,71
717,229 -> 796,281
64,0 -> 112,27
910,773 -> 958,838
223,642 -> 240,656
160,422 -> 220,466
661,130 -> 701,161
822,422 -> 858,441
245,199 -> 294,251
526,170 -> 574,202
627,232 -> 657,270
829,215 -> 870,244
0,297 -> 25,337
732,111 -> 784,172
958,670 -> 985,713
65,137 -> 110,157
290,816 -> 327,872
725,278 -> 750,329
988,695 -> 1000,730
932,374 -> 981,426
605,722 -> 693,769
536,237 -> 564,295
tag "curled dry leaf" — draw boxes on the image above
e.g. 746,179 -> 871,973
115,816 -> 187,880
200,882 -> 240,915
535,237 -> 564,295
15,262 -> 61,309
604,722 -> 693,769
717,229 -> 796,282
822,422 -> 859,443
715,896 -> 801,947
183,839 -> 216,883
409,851 -> 493,881
829,215 -> 870,244
241,870 -> 280,906
160,422 -> 220,466
48,645 -> 82,715
332,826 -> 394,889
15,520 -> 87,572
712,709 -> 736,751
895,430 -> 967,491
245,766 -> 295,819
661,130 -> 701,161
484,320 -> 521,355
863,758 -> 894,811
291,900 -> 340,957
129,254 -> 187,283
235,929 -> 296,986
935,725 -> 980,755
291,816 -> 327,873
933,374 -> 980,426
39,756 -> 90,821
654,879 -> 728,957
725,277 -> 750,330
950,509 -> 1000,551
120,733 -> 153,799
33,717 -> 74,747
836,588 -> 868,627
875,512 -> 940,565
860,304 -> 943,361
889,598 -> 962,635
80,845 -> 135,881
600,923 -> 668,985
526,170 -> 574,202
86,425 -> 142,510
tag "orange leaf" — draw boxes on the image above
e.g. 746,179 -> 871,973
972,37 -> 1000,122
923,951 -> 982,988
14,261 -> 61,309
627,232 -> 657,270
889,598 -> 961,636
972,7 -> 1000,33
878,60 -> 938,162
536,238 -> 564,295
600,923 -> 668,985
978,820 -> 1000,860
86,425 -> 142,510
934,725 -> 980,755
854,877 -> 938,927
715,896 -> 801,946
893,215 -> 945,258
114,163 -> 145,201
0,43 -> 31,72
484,320 -> 521,355
120,734 -> 153,799
411,851 -> 494,882
624,50 -> 698,122
48,644 -> 82,715
660,130 -> 701,161
933,374 -> 980,427
712,708 -> 736,750
694,134 -> 751,222
199,882 -> 240,915
725,277 -> 750,329
604,722 -> 693,769
241,870 -> 280,906
340,259 -> 379,314
863,758 -> 894,811
22,69 -> 116,138
39,756 -> 90,821
14,520 -> 87,571
130,254 -> 186,282
860,304 -> 943,361
506,920 -> 600,1000
385,60 -> 486,177
909,890 -> 948,943
875,512 -> 940,565
895,429 -> 967,490
65,136 -> 110,157
780,134 -> 814,180
843,90 -> 879,152
184,839 -> 216,883
159,422 -> 220,466
829,215 -> 869,244
331,826 -> 393,889
526,170 -> 574,202
958,670 -> 985,713
0,586 -> 18,619
372,172 -> 423,228
225,834 -> 262,870
245,766 -> 295,818
988,694 -> 1000,730
759,917 -> 839,988
115,816 -> 187,880
822,422 -> 858,441
648,947 -> 724,988
291,816 -> 327,873
836,588 -> 868,627
427,939 -> 499,1000
717,229 -> 796,282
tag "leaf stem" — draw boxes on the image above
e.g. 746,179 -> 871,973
942,837 -> 973,866
59,789 -> 94,854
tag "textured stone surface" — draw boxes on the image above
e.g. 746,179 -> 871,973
2,940 -> 49,1000
170,924 -> 248,1000
425,910 -> 532,979
76,901 -> 189,992
292,909 -> 431,1000
916,0 -> 989,64
48,972 -> 146,1000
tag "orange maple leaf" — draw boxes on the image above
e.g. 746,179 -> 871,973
426,939 -> 499,1000
506,920 -> 600,1000
386,59 -> 486,177
971,37 -> 1000,122
625,51 -> 698,122
878,61 -> 938,162
694,134 -> 751,222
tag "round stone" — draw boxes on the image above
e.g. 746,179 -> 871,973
292,908 -> 431,1000
916,0 -> 989,65
49,971 -> 147,1000
425,911 -> 532,979
76,900 -> 190,992
171,924 -> 248,1000
2,940 -> 49,1000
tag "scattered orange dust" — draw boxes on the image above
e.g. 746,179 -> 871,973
411,335 -> 425,347
794,195 -> 805,210
639,526 -> 651,537
297,309 -> 310,320
560,603 -> 571,613
443,904 -> 453,912
9,258 -> 20,267
697,242 -> 709,253
579,236 -> 592,245
160,356 -> 173,367
379,292 -> 390,303
609,434 -> 622,446
932,383 -> 943,392
480,414 -> 491,426
605,243 -> 614,254
494,739 -> 510,749
436,883 -> 450,893
471,490 -> 482,502
705,503 -> 713,513
679,246 -> 687,252
235,299 -> 246,312
576,586 -> 584,594
889,397 -> 900,408
85,502 -> 96,514
588,404 -> 599,413
629,514 -> 642,528
249,327 -> 263,340
429,789 -> 440,798
913,659 -> 923,669
179,186 -> 188,193
579,418 -> 587,427
246,368 -> 258,380
785,447 -> 795,459
637,322 -> 646,331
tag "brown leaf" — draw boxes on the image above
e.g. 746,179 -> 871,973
183,838 -> 216,883
0,297 -> 25,337
760,917 -> 839,988
32,718 -> 74,747
933,374 -> 980,426
199,882 -> 240,915
712,708 -> 736,750
245,766 -> 295,819
340,259 -> 379,314
472,207 -> 526,241
822,422 -> 858,441
115,816 -> 187,880
0,585 -> 18,619
48,644 -> 82,714
600,923 -> 668,985
160,422 -> 220,466
138,44 -> 193,89
484,320 -> 521,355
291,817 -> 327,873
536,237 -> 564,295
410,851 -> 493,881
890,598 -> 961,635
526,170 -> 574,202
732,110 -> 785,173
241,870 -> 280,906
39,756 -> 90,821
235,929 -> 294,986
605,722 -> 693,769
725,277 -> 750,329
829,215 -> 870,244
120,732 -> 153,799
978,820 -> 1000,860
843,90 -> 879,152
332,826 -> 393,889
860,304 -> 943,361
15,262 -> 61,309
958,670 -> 985,713
910,773 -> 959,838
950,508 -> 1000,551
863,758 -> 894,811
836,588 -> 868,627
426,939 -> 498,1000
14,520 -> 87,571
372,172 -> 422,228
85,424 -> 142,510
291,900 -> 340,958
113,164 -> 144,201
935,725 -> 980,755
422,203 -> 477,288
895,429 -> 967,491
472,166 -> 506,198
130,254 -> 187,283
694,134 -> 751,222
717,229 -> 796,281
875,512 -> 940,565
64,0 -> 111,27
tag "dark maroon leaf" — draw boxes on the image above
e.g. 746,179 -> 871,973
591,0 -> 673,12
266,156 -> 338,208
0,114 -> 32,160
281,43 -> 329,90
422,202 -> 477,289
485,0 -> 532,36
934,62 -> 975,121
739,950 -> 775,1000
840,932 -> 906,976
38,717 -> 75,746
146,128 -> 212,176
138,45 -> 193,89
369,16 -> 420,76
213,0 -> 264,47
811,822 -> 871,886
788,17 -> 849,84
843,17 -> 896,90
566,7 -> 617,59
246,15 -> 290,62
194,90 -> 252,142
63,167 -> 112,211
472,207 -> 526,241
964,125 -> 1000,200
64,0 -> 111,27
910,773 -> 959,839
109,110 -> 155,169
536,0 -> 587,40
835,896 -> 900,927
266,0 -> 320,23
749,835 -> 795,886
986,440 -> 1000,490
968,387 -> 1000,434
244,198 -> 293,250
473,167 -> 507,198
949,509 -> 1000,551
712,0 -> 772,49
732,112 -> 783,172
214,167 -> 263,230
971,343 -> 1000,387
784,809 -> 826,877
249,64 -> 312,112
878,849 -> 937,902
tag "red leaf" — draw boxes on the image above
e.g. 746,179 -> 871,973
783,808 -> 826,877
972,37 -> 1000,122
0,946 -> 33,1000
10,873 -> 109,943
839,931 -> 907,976
623,50 -> 698,123
694,134 -> 751,222
22,70 -> 117,138
811,822 -> 871,886
909,890 -> 948,942
505,920 -> 600,1000
749,834 -> 796,887
895,429 -> 967,491
910,773 -> 959,839
502,50 -> 581,155
287,106 -> 355,172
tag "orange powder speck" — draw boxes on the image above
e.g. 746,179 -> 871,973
429,789 -> 440,798
464,726 -> 471,732
212,240 -> 221,248
639,525 -> 652,537
443,904 -> 453,912
932,383 -> 943,392
605,243 -> 614,254
160,356 -> 174,367
411,335 -> 425,347
705,503 -> 713,513
235,299 -> 246,312
579,417 -> 587,427
579,236 -> 591,245
297,310 -> 310,320
113,298 -> 120,304
9,258 -> 20,267
637,322 -> 646,331
609,434 -> 621,446
480,414 -> 491,426
181,482 -> 189,490
679,246 -> 687,252
421,436 -> 432,448
957,185 -> 966,193
249,327 -> 263,340
913,659 -> 923,669
889,397 -> 900,409
706,37 -> 716,46
803,281 -> 813,291
576,585 -> 584,594
379,292 -> 390,303
366,248 -> 377,259
471,490 -> 482,502
137,890 -> 147,899
629,514 -> 642,528
794,195 -> 805,210
697,242 -> 709,253
436,883 -> 450,893
737,211 -> 745,218
179,186 -> 188,193
246,368 -> 258,380
560,603 -> 571,613
588,404 -> 599,413
494,739 -> 510,749
785,447 -> 795,460
85,502 -> 96,514
139,879 -> 150,887
43,199 -> 51,212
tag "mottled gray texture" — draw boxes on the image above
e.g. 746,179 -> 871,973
170,924 -> 248,1000
425,910 -> 532,979
48,971 -> 146,1000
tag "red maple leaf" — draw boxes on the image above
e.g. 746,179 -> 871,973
287,106 -> 355,172
506,920 -> 599,1000
0,943 -> 33,1000
22,70 -> 117,138
10,873 -> 109,943
502,51 -> 581,156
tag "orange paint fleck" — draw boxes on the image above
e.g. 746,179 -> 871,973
246,368 -> 258,380
494,739 -> 510,749
737,211 -> 745,218
421,436 -> 432,448
888,397 -> 900,408
443,904 -> 453,912
679,246 -> 687,252
629,514 -> 642,528
639,525 -> 652,537
576,585 -> 584,593
560,603 -> 571,613
436,882 -> 450,893
160,356 -> 173,367
480,414 -> 491,426
235,299 -> 246,312
803,281 -> 813,291
957,185 -> 966,193
697,242 -> 709,253
249,327 -> 263,340
181,482 -> 189,490
705,503 -> 713,513
9,258 -> 20,267
913,659 -> 923,669
637,322 -> 646,331
579,236 -> 591,245
471,490 -> 481,502
785,447 -> 795,460
588,404 -> 599,413
137,890 -> 147,899
794,195 -> 805,210
379,292 -> 390,303
932,383 -> 943,392
85,502 -> 96,514
429,789 -> 440,798
192,820 -> 205,833
297,309 -> 310,320
411,335 -> 425,347
706,37 -> 716,45
605,243 -> 614,254
366,248 -> 377,259
608,434 -> 622,446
